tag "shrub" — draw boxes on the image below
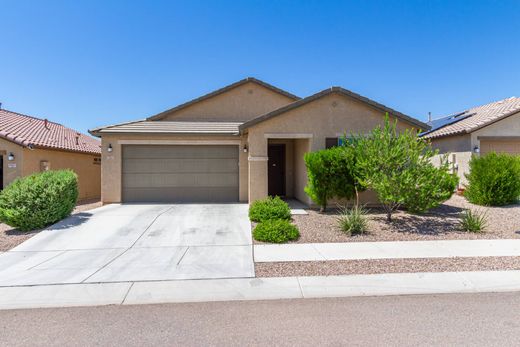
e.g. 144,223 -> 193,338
304,146 -> 362,212
0,170 -> 78,231
337,205 -> 369,235
249,196 -> 291,222
459,209 -> 488,233
464,152 -> 520,206
352,114 -> 457,221
253,219 -> 300,243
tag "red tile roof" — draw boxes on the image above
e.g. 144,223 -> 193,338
0,109 -> 101,154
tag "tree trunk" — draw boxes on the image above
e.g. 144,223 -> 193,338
355,187 -> 360,208
386,212 -> 392,223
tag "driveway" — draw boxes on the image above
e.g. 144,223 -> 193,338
0,204 -> 254,286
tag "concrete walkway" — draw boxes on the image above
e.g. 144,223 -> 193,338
254,239 -> 520,262
0,270 -> 520,310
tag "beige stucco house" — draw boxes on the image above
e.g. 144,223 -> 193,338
0,109 -> 101,200
90,78 -> 428,205
422,97 -> 520,185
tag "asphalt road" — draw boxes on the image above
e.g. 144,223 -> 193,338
1,292 -> 520,346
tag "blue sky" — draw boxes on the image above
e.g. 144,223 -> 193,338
1,0 -> 519,134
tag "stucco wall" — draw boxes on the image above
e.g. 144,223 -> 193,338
246,92 -> 419,203
0,138 -> 100,200
101,133 -> 247,203
159,82 -> 295,122
0,138 -> 24,187
22,148 -> 101,200
472,111 -> 520,147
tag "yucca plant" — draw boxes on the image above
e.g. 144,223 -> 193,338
337,205 -> 369,235
459,209 -> 488,233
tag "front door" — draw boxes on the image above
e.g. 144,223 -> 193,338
268,144 -> 286,196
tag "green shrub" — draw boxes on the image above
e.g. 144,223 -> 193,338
304,146 -> 362,212
0,170 -> 78,231
249,196 -> 291,222
337,205 -> 369,235
459,209 -> 488,233
352,114 -> 457,221
465,152 -> 520,206
253,219 -> 300,243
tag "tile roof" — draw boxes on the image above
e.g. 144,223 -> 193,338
90,120 -> 242,135
0,109 -> 101,154
422,97 -> 520,139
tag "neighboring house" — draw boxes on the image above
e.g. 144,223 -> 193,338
90,77 -> 428,205
0,108 -> 101,200
422,97 -> 520,185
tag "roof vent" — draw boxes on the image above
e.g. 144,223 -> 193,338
44,119 -> 49,129
75,133 -> 80,145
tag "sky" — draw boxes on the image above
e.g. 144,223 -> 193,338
1,0 -> 519,135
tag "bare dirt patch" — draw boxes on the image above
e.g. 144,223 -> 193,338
0,199 -> 102,251
255,256 -> 520,277
275,195 -> 520,244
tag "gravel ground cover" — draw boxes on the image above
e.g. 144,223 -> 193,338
253,195 -> 520,244
255,256 -> 520,277
0,199 -> 102,251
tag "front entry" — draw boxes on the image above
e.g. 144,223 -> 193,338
268,144 -> 286,196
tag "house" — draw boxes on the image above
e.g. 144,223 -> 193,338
0,108 -> 101,200
422,97 -> 520,184
89,77 -> 428,205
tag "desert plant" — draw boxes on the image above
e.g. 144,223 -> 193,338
249,196 -> 291,222
253,219 -> 300,243
464,152 -> 520,206
337,205 -> 369,235
351,114 -> 457,221
304,146 -> 362,212
0,170 -> 78,231
459,209 -> 488,233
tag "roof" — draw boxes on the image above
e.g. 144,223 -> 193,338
90,120 -> 241,136
239,87 -> 429,131
147,77 -> 300,121
422,97 -> 520,139
0,109 -> 101,154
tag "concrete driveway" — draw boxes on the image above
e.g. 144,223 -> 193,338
0,204 -> 254,286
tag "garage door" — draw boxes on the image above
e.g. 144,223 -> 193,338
122,145 -> 239,202
480,139 -> 520,156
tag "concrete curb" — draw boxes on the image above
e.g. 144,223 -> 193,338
1,270 -> 520,310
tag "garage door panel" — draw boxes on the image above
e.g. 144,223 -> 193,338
123,173 -> 238,188
123,145 -> 237,159
123,158 -> 238,174
123,187 -> 239,203
122,145 -> 239,202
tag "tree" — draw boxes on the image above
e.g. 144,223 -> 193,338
351,114 -> 458,222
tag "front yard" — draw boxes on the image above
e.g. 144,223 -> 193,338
289,195 -> 520,243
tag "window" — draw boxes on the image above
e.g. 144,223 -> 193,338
325,137 -> 339,149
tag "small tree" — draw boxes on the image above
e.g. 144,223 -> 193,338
352,114 -> 458,222
304,146 -> 358,212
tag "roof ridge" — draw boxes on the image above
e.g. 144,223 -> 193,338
0,108 -> 63,126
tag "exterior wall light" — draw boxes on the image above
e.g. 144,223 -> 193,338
243,144 -> 248,153
107,144 -> 113,153
7,153 -> 14,161
473,146 -> 480,154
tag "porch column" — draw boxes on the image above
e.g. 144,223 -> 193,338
247,132 -> 268,203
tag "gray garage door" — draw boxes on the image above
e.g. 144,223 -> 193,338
122,145 -> 239,202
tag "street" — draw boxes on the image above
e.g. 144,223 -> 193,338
1,292 -> 519,346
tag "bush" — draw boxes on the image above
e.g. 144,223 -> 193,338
337,205 -> 369,235
253,219 -> 300,243
464,152 -> 520,206
304,146 -> 362,212
0,170 -> 78,231
249,196 -> 291,222
459,209 -> 488,233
